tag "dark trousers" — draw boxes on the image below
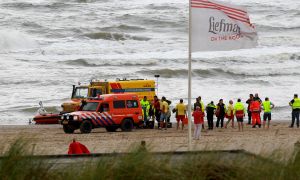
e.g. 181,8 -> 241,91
291,111 -> 300,127
216,116 -> 224,128
247,110 -> 252,124
207,115 -> 214,129
155,111 -> 160,122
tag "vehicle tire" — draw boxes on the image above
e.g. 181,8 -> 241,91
63,125 -> 74,134
80,120 -> 92,134
121,119 -> 133,132
105,126 -> 118,132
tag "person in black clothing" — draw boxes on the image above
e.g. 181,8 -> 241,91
194,98 -> 201,110
254,93 -> 262,103
206,101 -> 216,130
246,94 -> 254,125
216,99 -> 226,128
289,94 -> 300,128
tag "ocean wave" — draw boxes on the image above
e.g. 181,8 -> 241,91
146,4 -> 180,10
100,25 -> 146,32
256,24 -> 300,31
138,67 -> 300,79
64,59 -> 158,67
119,14 -> 181,27
84,32 -> 150,41
1,2 -> 69,9
0,30 -> 37,52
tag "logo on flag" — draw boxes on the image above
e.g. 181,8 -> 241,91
191,0 -> 258,52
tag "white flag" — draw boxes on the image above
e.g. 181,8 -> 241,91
191,0 -> 258,52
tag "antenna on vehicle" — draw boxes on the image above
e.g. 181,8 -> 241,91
154,74 -> 160,96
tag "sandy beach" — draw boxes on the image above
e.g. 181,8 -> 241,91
0,121 -> 299,161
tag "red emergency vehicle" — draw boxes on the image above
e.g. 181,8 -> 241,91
60,93 -> 143,133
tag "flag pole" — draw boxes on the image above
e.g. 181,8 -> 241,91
188,0 -> 192,151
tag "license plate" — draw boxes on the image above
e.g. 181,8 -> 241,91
62,120 -> 68,125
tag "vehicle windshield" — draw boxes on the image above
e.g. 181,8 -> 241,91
82,102 -> 99,111
73,87 -> 88,98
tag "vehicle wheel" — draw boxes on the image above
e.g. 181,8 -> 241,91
121,119 -> 133,132
63,125 -> 74,134
105,126 -> 118,132
80,120 -> 92,134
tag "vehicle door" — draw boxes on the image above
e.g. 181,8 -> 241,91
126,99 -> 142,123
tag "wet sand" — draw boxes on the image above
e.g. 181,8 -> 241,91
0,121 -> 299,161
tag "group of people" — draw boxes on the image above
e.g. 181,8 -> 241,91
140,93 -> 300,140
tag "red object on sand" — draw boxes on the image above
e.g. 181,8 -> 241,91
33,113 -> 60,124
68,141 -> 90,155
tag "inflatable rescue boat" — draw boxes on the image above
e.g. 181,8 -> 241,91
33,101 -> 60,124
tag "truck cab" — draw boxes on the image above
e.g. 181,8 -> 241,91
61,79 -> 155,113
60,93 -> 143,134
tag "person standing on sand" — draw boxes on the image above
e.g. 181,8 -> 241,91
206,101 -> 216,130
160,96 -> 169,130
250,99 -> 262,128
289,94 -> 300,128
193,106 -> 204,140
261,97 -> 275,129
153,96 -> 161,125
225,100 -> 234,128
246,94 -> 254,125
140,96 -> 150,126
175,99 -> 186,130
195,96 -> 205,130
216,99 -> 226,128
234,99 -> 246,132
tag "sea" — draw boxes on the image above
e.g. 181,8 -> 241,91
0,0 -> 299,125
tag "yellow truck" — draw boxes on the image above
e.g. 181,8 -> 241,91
61,79 -> 156,112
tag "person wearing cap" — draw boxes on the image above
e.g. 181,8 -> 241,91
261,97 -> 275,129
289,94 -> 300,128
193,106 -> 204,140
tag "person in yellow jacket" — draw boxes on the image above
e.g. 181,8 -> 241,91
225,100 -> 234,128
160,96 -> 169,130
289,94 -> 300,128
234,98 -> 246,132
140,96 -> 150,126
261,97 -> 275,129
175,99 -> 186,130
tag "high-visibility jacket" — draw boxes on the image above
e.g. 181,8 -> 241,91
262,100 -> 272,113
292,98 -> 300,109
234,102 -> 245,118
250,101 -> 261,112
140,99 -> 150,116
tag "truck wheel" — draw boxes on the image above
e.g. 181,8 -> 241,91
121,119 -> 133,132
105,126 -> 118,132
80,120 -> 92,133
63,125 -> 74,134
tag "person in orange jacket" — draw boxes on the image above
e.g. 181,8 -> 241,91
250,100 -> 261,128
68,138 -> 90,155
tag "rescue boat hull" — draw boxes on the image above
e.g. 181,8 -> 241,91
33,114 -> 60,124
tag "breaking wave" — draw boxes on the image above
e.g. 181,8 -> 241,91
100,25 -> 146,32
64,59 -> 158,66
84,32 -> 150,41
139,67 -> 300,78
